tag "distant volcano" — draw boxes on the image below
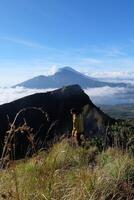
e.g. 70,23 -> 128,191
14,66 -> 126,89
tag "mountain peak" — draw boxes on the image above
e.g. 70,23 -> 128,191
56,66 -> 76,73
14,66 -> 127,89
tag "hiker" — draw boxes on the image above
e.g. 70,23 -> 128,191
70,108 -> 84,146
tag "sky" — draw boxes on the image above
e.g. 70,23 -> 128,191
0,0 -> 134,86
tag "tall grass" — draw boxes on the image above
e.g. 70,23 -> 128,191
0,139 -> 133,200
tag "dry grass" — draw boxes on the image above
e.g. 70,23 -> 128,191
0,139 -> 134,200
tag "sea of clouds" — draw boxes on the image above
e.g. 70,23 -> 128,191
0,87 -> 56,105
0,86 -> 133,106
85,86 -> 134,105
88,71 -> 134,85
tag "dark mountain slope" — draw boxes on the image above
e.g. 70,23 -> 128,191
0,84 -> 115,159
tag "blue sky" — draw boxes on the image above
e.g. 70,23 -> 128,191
0,0 -> 134,86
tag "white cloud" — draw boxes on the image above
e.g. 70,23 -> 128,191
87,71 -> 134,85
0,37 -> 46,49
47,65 -> 59,75
84,86 -> 134,105
84,86 -> 126,97
0,86 -> 133,106
0,87 -> 56,105
91,71 -> 134,79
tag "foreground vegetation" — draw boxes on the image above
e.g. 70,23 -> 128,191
0,139 -> 134,200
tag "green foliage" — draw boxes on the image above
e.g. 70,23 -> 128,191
89,137 -> 104,151
106,121 -> 134,155
98,148 -> 134,180
100,103 -> 134,119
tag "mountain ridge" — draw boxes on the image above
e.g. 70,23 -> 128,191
14,67 -> 127,89
0,84 -> 114,159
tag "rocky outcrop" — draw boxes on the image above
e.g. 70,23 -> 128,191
0,85 -> 114,159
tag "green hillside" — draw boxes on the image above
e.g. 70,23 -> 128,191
100,104 -> 134,119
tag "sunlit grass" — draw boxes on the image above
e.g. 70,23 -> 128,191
0,139 -> 134,200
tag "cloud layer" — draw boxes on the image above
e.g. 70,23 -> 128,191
85,86 -> 126,97
0,86 -> 133,106
0,87 -> 56,105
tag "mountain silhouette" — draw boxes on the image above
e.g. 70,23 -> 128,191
14,66 -> 126,89
0,84 -> 115,159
